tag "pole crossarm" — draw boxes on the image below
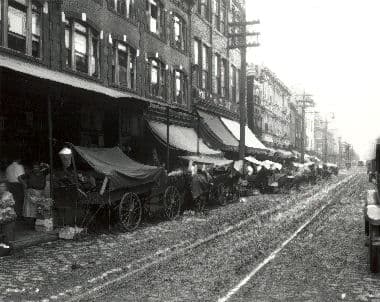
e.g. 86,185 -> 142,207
228,43 -> 260,49
229,20 -> 260,27
228,32 -> 260,38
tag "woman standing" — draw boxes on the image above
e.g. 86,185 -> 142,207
19,162 -> 49,224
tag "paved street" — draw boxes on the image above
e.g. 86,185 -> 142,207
1,171 -> 376,302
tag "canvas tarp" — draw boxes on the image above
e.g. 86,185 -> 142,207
73,146 -> 165,190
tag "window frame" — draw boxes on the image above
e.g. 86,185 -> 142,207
173,69 -> 187,105
146,0 -> 165,40
148,57 -> 167,99
64,18 -> 100,78
201,43 -> 210,91
197,0 -> 210,21
111,41 -> 137,90
1,0 -> 43,58
172,13 -> 186,52
108,0 -> 136,20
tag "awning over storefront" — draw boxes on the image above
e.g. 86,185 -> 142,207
148,120 -> 221,155
220,117 -> 267,151
198,111 -> 239,151
0,53 -> 158,104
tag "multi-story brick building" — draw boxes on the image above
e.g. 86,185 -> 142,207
247,64 -> 292,149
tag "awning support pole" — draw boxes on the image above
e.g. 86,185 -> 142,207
47,94 -> 54,200
166,106 -> 170,171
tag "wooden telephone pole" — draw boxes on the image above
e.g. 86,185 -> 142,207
228,13 -> 260,161
296,93 -> 314,163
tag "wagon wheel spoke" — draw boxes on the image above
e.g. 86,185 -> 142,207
119,193 -> 142,232
164,186 -> 181,220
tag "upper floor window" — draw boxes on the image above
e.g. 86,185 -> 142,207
214,53 -> 220,95
64,19 -> 99,77
213,0 -> 225,33
174,70 -> 187,105
146,0 -> 165,39
148,58 -> 166,99
201,44 -> 210,91
231,65 -> 237,103
172,14 -> 186,51
1,0 -> 42,58
197,0 -> 210,21
112,42 -> 136,90
108,0 -> 135,19
221,58 -> 227,97
193,39 -> 199,65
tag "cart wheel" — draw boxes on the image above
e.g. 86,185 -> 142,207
164,186 -> 181,220
119,193 -> 142,232
217,184 -> 228,206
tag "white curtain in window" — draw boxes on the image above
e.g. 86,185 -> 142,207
8,6 -> 27,36
75,33 -> 87,55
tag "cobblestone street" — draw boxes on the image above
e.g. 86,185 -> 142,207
0,174 -> 351,302
231,172 -> 379,302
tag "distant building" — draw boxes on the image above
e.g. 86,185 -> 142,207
247,65 -> 292,149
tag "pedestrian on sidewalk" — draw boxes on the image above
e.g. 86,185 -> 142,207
19,162 -> 49,226
6,158 -> 25,218
0,181 -> 16,243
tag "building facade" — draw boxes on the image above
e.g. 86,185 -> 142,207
191,0 -> 243,120
247,65 -> 292,149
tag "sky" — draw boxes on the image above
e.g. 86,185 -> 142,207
246,0 -> 380,159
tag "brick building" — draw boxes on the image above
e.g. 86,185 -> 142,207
247,65 -> 292,149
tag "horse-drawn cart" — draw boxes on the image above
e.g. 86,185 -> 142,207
54,145 -> 181,231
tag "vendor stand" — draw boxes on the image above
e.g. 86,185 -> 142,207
53,145 -> 182,231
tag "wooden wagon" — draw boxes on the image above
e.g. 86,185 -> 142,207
54,145 -> 181,231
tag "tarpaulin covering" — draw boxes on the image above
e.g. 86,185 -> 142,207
198,111 -> 239,150
220,117 -> 268,151
275,149 -> 294,158
179,155 -> 233,166
148,120 -> 221,155
73,146 -> 165,190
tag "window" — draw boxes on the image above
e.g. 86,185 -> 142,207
112,42 -> 137,89
197,0 -> 210,20
213,0 -> 226,33
214,53 -> 221,94
149,58 -> 166,98
172,14 -> 186,51
221,58 -> 227,97
108,0 -> 135,19
193,39 -> 199,65
174,70 -> 187,105
231,65 -> 237,103
147,0 -> 165,38
64,19 -> 99,77
4,0 -> 42,58
201,44 -> 209,91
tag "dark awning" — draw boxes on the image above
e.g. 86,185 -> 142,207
198,110 -> 239,152
147,120 -> 221,155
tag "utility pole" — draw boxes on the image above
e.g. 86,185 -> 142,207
323,118 -> 328,162
296,93 -> 314,163
228,12 -> 260,161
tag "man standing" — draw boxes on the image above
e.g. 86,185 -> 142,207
5,159 -> 25,218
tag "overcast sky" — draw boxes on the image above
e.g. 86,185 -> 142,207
246,0 -> 379,159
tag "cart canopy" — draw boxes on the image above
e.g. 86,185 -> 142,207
73,146 -> 165,190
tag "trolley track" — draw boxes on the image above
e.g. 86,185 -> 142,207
57,173 -> 356,302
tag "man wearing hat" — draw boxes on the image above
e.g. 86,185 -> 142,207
5,158 -> 25,218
